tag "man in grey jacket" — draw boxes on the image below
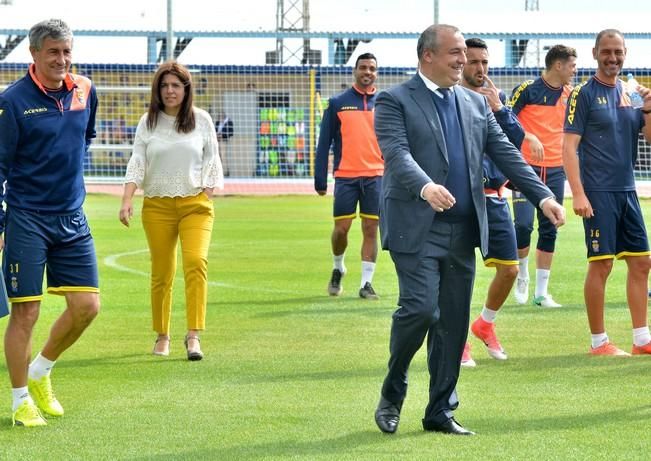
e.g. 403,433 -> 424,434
373,24 -> 565,436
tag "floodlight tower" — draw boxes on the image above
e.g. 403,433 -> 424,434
525,0 -> 539,10
507,0 -> 540,66
266,0 -> 321,65
523,0 -> 540,66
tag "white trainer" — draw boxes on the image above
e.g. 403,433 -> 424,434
514,277 -> 529,304
533,294 -> 562,308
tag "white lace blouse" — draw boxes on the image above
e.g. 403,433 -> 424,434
124,108 -> 224,197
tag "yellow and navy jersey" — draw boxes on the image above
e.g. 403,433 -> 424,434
564,76 -> 645,192
314,85 -> 383,191
0,65 -> 97,232
509,76 -> 572,167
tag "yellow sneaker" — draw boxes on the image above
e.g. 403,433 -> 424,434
28,375 -> 64,417
12,400 -> 47,427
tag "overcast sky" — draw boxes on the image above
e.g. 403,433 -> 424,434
1,0 -> 650,67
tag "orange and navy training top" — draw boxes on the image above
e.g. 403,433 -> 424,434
509,76 -> 572,167
314,84 -> 383,191
0,65 -> 97,233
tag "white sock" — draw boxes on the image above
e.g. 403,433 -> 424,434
12,387 -> 32,412
633,326 -> 651,347
333,254 -> 346,273
535,269 -> 551,298
517,257 -> 529,279
29,353 -> 55,381
591,333 -> 609,349
480,306 -> 498,323
360,261 -> 376,287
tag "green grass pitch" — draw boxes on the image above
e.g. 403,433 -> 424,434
0,193 -> 649,460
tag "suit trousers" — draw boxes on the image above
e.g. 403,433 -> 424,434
381,217 -> 478,426
142,192 -> 214,334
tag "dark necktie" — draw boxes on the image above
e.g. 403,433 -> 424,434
431,86 -> 472,217
435,87 -> 457,142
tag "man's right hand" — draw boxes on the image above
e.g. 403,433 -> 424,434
526,134 -> 545,163
422,183 -> 456,213
540,198 -> 566,228
478,76 -> 504,112
571,192 -> 593,218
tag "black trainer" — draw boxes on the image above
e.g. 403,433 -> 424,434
328,269 -> 344,296
359,282 -> 379,300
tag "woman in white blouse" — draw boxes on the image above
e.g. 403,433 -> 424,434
119,61 -> 223,360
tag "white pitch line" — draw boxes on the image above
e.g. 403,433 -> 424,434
104,249 -> 150,277
103,249 -> 296,294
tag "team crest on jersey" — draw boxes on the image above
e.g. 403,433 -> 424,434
11,276 -> 17,292
75,88 -> 85,105
0,109 -> 3,116
591,239 -> 600,253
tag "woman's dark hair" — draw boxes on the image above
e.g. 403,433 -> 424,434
147,60 -> 195,133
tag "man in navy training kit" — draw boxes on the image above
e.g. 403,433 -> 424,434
459,38 -> 527,367
562,28 -> 651,356
0,19 -> 100,427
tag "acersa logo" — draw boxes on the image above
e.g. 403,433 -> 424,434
566,83 -> 585,125
23,107 -> 47,115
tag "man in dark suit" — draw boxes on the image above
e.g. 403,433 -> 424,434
373,24 -> 566,436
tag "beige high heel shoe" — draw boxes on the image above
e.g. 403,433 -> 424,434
184,335 -> 203,361
152,335 -> 170,356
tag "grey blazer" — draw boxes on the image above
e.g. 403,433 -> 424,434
375,74 -> 551,255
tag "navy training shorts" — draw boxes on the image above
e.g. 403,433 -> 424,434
2,207 -> 99,302
333,176 -> 382,220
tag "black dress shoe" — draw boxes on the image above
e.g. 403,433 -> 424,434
423,418 -> 475,435
374,397 -> 401,434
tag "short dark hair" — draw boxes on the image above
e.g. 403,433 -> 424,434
465,37 -> 487,50
147,60 -> 195,134
355,52 -> 377,68
544,44 -> 577,70
594,28 -> 625,49
417,24 -> 460,60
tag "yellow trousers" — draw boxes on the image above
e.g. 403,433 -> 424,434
142,192 -> 214,334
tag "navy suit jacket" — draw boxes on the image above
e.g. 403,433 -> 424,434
375,74 -> 552,256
